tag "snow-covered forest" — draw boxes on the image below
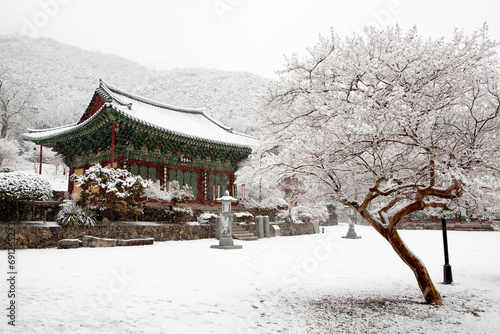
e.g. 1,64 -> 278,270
0,34 -> 268,142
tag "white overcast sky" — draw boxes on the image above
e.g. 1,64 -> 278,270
1,0 -> 499,78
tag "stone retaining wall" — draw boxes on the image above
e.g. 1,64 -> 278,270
0,223 -> 214,250
274,222 -> 315,236
397,221 -> 494,231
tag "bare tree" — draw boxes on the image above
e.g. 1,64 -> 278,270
0,73 -> 34,139
0,138 -> 18,168
249,25 -> 500,305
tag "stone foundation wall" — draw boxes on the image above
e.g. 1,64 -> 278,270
397,221 -> 494,231
0,223 -> 214,250
274,222 -> 315,236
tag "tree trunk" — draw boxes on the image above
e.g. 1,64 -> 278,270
383,227 -> 442,305
0,121 -> 7,139
356,206 -> 443,305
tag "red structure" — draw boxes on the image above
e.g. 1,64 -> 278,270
24,80 -> 256,205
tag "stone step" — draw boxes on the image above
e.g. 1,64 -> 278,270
232,227 -> 249,233
232,223 -> 257,241
233,234 -> 258,241
233,232 -> 255,237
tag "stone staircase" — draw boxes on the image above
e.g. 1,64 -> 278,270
232,223 -> 258,241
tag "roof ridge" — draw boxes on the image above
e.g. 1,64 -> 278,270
99,79 -> 236,133
26,123 -> 78,133
99,80 -> 133,109
200,110 -> 233,132
100,79 -> 204,113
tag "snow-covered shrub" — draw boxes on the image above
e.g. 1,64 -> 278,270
234,211 -> 254,223
275,205 -> 329,224
56,201 -> 96,228
72,164 -> 152,215
0,171 -> 52,221
293,206 -> 313,223
197,212 -> 217,224
239,196 -> 289,211
162,206 -> 193,222
168,180 -> 194,205
143,183 -> 173,202
276,208 -> 296,223
0,171 -> 52,201
143,180 -> 194,206
292,205 -> 328,223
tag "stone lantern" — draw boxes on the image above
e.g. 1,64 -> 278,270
210,190 -> 242,250
219,191 -> 235,213
342,217 -> 362,239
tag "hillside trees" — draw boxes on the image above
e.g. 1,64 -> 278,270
250,25 -> 500,305
0,36 -> 267,139
0,71 -> 35,139
0,138 -> 18,168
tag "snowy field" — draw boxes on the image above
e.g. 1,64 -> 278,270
1,224 -> 499,334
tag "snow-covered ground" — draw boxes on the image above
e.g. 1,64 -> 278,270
1,224 -> 499,333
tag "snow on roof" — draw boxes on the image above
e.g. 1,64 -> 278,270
24,80 -> 258,149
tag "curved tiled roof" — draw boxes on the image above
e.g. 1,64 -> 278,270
24,80 -> 257,149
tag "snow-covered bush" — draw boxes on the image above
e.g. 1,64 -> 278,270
239,196 -> 289,211
56,201 -> 96,228
234,211 -> 254,223
143,180 -> 194,206
293,205 -> 329,223
143,183 -> 172,202
72,164 -> 152,214
197,212 -> 217,224
276,208 -> 296,223
162,206 -> 193,222
168,180 -> 194,205
0,171 -> 52,201
0,171 -> 52,221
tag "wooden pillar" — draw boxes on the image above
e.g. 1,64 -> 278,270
228,172 -> 235,197
110,123 -> 115,167
39,145 -> 43,174
68,166 -> 75,195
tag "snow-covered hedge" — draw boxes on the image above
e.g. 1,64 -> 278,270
0,172 -> 52,201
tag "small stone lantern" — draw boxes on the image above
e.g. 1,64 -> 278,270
342,218 -> 362,239
219,190 -> 236,213
210,190 -> 242,250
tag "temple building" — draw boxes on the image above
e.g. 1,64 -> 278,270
23,80 -> 256,204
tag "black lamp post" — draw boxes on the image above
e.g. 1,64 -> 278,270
441,217 -> 453,284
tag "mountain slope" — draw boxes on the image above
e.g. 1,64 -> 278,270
0,35 -> 268,135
